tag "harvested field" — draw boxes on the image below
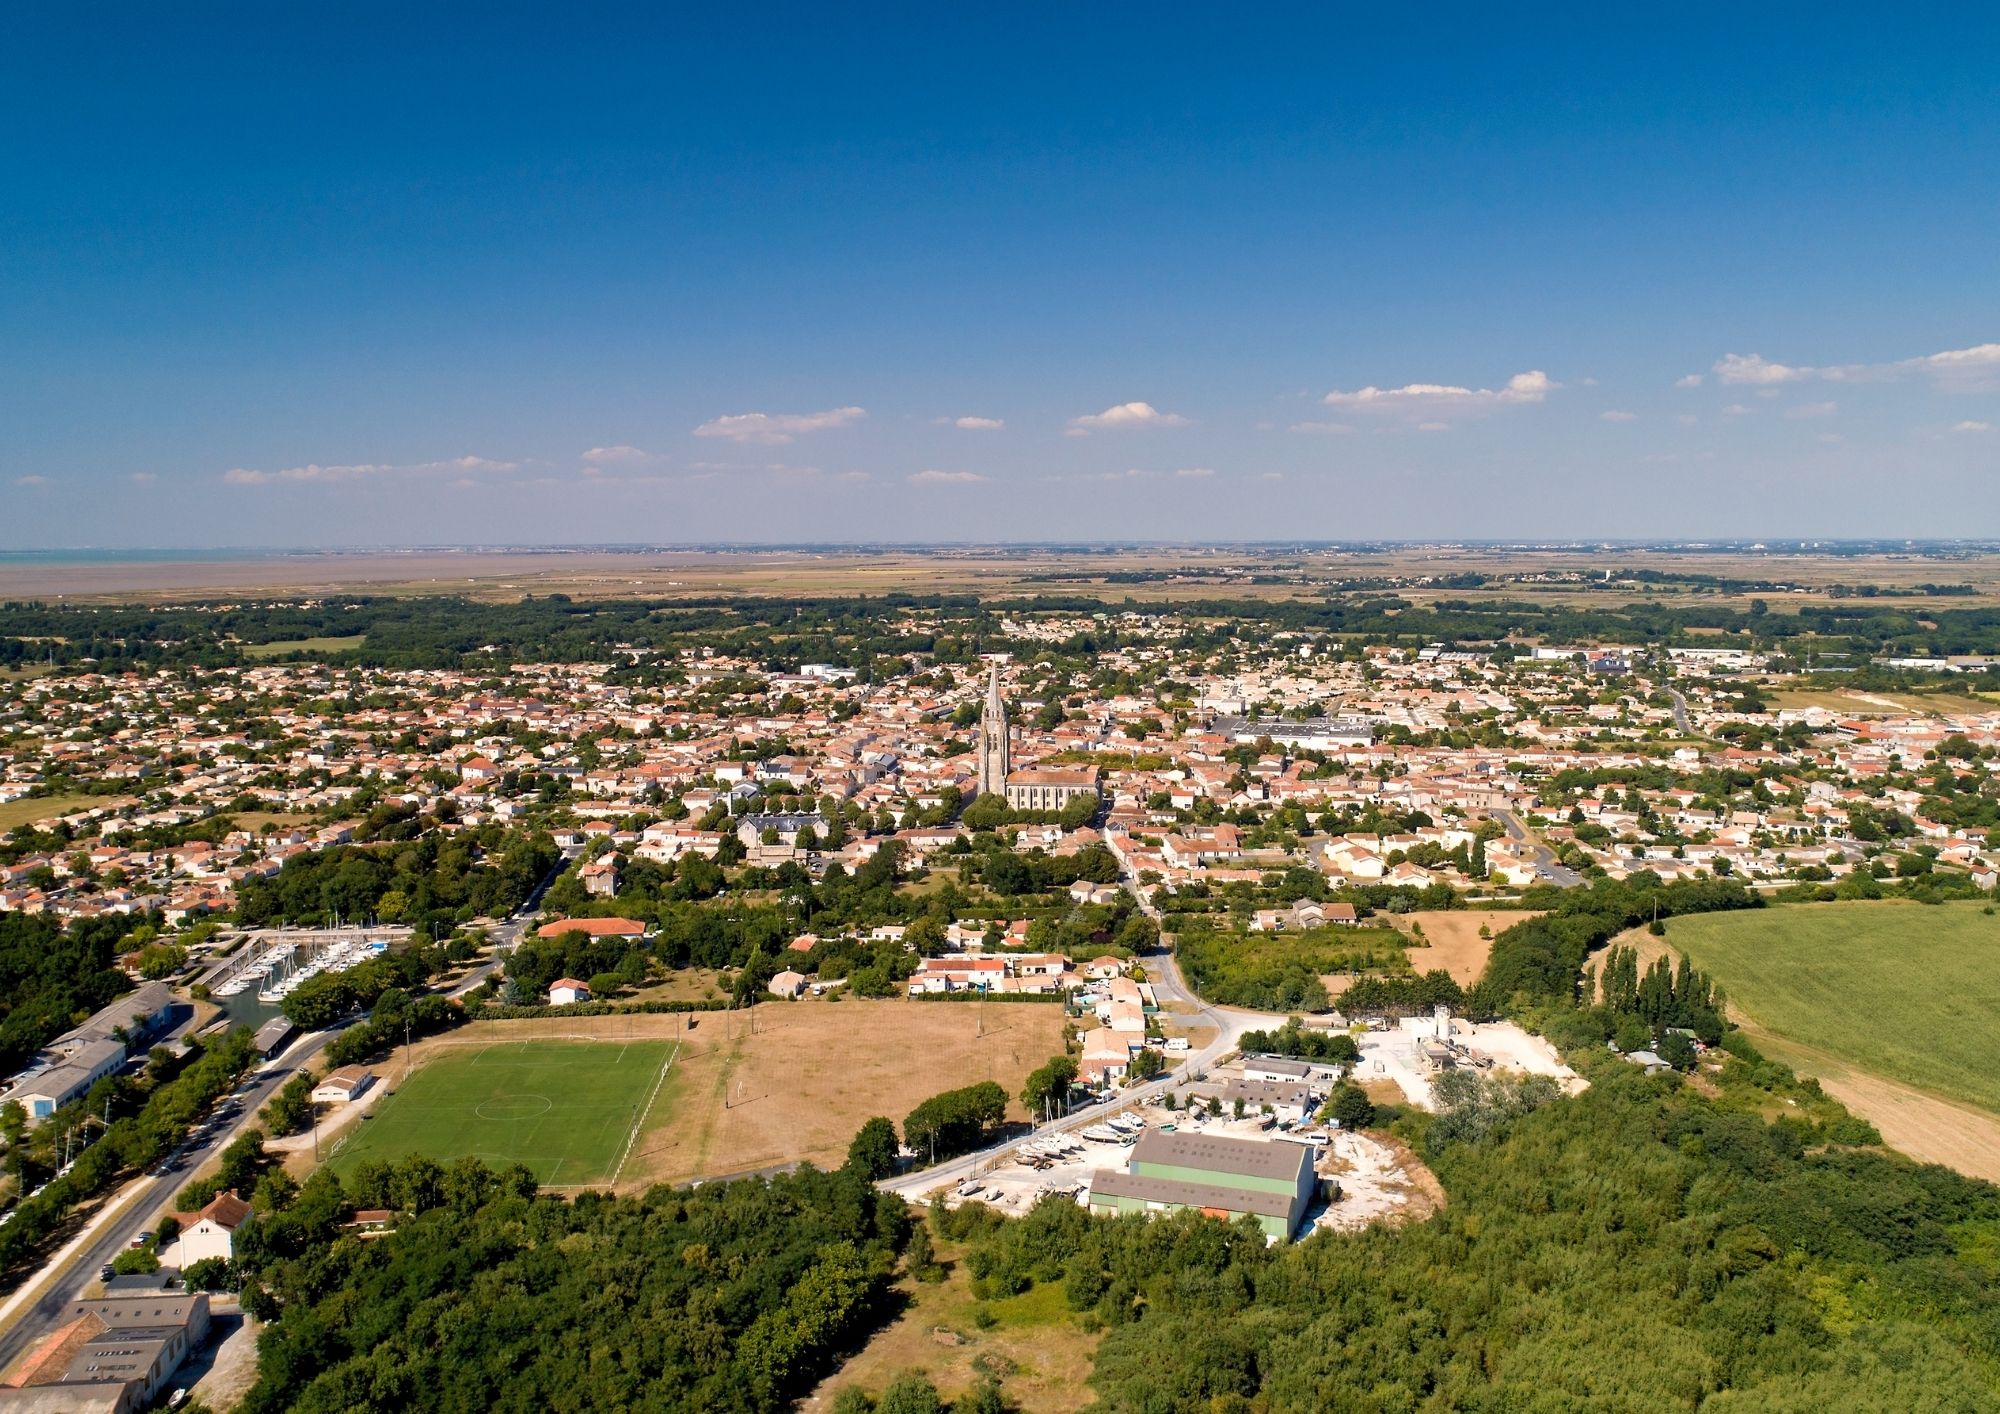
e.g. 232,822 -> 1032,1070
631,996 -> 1068,1186
239,634 -> 368,658
0,794 -> 100,831
1389,909 -> 1535,986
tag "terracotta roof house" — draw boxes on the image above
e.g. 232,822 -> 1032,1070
178,1190 -> 254,1265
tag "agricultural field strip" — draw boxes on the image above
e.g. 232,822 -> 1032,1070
1664,902 -> 2000,1117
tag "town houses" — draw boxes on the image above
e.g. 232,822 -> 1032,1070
1,613 -> 1995,945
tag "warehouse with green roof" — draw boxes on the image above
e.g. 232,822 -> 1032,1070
1086,1130 -> 1319,1240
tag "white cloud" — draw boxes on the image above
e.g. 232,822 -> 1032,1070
1260,472 -> 1284,481
581,445 -> 654,465
1713,353 -> 1805,385
224,455 -> 516,487
1174,466 -> 1215,478
1722,404 -> 1753,417
1320,369 -> 1555,419
13,475 -> 49,487
1785,401 -> 1838,419
1675,413 -> 1699,426
936,415 -> 1004,431
908,469 -> 986,485
1714,341 -> 2000,387
1954,420 -> 1992,433
129,472 -> 157,484
692,406 -> 866,445
1288,420 -> 1354,434
1599,410 -> 1637,422
1065,401 -> 1191,435
1675,374 -> 1704,389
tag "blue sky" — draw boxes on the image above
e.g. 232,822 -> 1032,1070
3,5 -> 1996,546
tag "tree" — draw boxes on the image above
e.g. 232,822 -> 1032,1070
846,1117 -> 900,1182
1658,1032 -> 1698,1071
905,1222 -> 944,1283
1127,1048 -> 1165,1082
1021,1054 -> 1078,1118
1327,1082 -> 1375,1131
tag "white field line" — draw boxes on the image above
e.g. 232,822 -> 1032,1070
613,1041 -> 680,1184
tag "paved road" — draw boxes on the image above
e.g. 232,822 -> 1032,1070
879,846 -> 1285,1200
445,858 -> 570,1000
0,1028 -> 335,1372
1666,687 -> 1692,734
3,857 -> 573,1367
1494,807 -> 1584,888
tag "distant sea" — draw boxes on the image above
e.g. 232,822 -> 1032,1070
0,548 -> 297,564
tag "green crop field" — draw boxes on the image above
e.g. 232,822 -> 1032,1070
240,634 -> 368,659
1665,900 -> 2000,1114
330,1038 -> 679,1185
0,793 -> 100,831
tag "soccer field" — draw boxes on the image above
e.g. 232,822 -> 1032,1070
330,1038 -> 679,1186
1665,900 -> 2000,1115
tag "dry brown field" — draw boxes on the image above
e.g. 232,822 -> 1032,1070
634,995 -> 1069,1185
1387,909 -> 1534,986
1767,685 -> 1999,717
14,544 -> 2000,608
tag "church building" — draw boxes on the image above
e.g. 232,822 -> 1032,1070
975,660 -> 1100,812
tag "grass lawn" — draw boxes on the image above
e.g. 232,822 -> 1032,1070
1665,900 -> 2000,1114
0,793 -> 100,831
329,1038 -> 679,1186
240,634 -> 368,659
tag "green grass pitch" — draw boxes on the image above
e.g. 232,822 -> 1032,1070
330,1038 -> 678,1185
1664,900 -> 2000,1114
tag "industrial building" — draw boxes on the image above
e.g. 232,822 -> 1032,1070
0,1290 -> 210,1413
1,983 -> 177,1122
1087,1130 -> 1319,1240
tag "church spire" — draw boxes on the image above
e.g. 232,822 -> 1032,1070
978,660 -> 1010,797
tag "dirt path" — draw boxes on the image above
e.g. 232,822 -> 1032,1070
1615,926 -> 2000,1182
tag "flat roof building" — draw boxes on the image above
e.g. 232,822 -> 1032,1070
1087,1130 -> 1318,1240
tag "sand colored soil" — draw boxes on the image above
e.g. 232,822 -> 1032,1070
1389,910 -> 1537,986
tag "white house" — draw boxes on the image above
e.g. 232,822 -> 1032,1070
310,1067 -> 376,1105
548,978 -> 591,1006
179,1190 -> 254,1265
